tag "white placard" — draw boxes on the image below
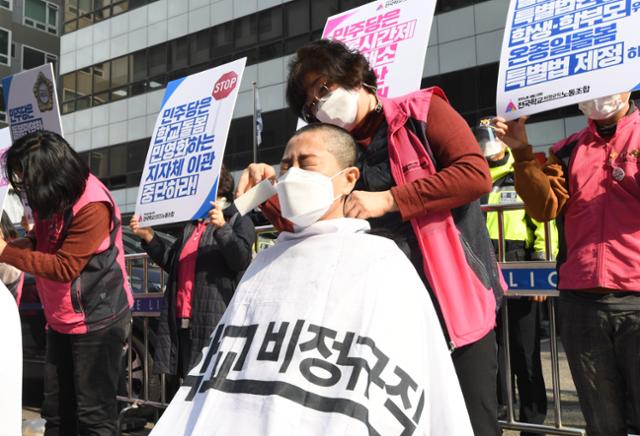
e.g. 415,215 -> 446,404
135,58 -> 246,227
2,63 -> 63,141
322,0 -> 437,98
497,0 -> 640,120
0,283 -> 22,436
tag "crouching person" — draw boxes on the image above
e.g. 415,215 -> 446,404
150,124 -> 473,436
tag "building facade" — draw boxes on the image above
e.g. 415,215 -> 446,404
0,0 -> 63,125
57,0 -> 639,218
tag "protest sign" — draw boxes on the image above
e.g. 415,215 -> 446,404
497,0 -> 640,120
0,128 -> 13,211
322,0 -> 437,98
2,63 -> 63,141
135,58 -> 246,227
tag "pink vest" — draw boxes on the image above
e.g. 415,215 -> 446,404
383,88 -> 503,348
34,174 -> 133,334
551,108 -> 640,291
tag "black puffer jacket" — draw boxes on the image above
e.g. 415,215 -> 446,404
142,203 -> 255,375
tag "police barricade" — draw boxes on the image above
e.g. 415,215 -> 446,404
487,202 -> 585,436
116,253 -> 168,435
117,208 -> 586,435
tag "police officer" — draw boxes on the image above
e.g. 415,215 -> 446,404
475,119 -> 555,435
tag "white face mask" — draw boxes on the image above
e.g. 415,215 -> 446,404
276,167 -> 346,229
578,94 -> 627,120
315,87 -> 360,131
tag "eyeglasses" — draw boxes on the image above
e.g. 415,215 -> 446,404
301,80 -> 330,122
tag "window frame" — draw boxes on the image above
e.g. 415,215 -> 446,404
23,0 -> 59,35
0,26 -> 11,66
0,0 -> 12,11
21,43 -> 57,72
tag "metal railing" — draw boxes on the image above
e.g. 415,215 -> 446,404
485,203 -> 584,436
116,204 -> 586,435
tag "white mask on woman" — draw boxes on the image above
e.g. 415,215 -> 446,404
578,94 -> 627,120
315,87 -> 360,131
276,167 -> 345,229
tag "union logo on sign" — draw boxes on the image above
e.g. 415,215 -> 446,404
212,71 -> 239,100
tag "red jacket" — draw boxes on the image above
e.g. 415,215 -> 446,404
551,108 -> 640,291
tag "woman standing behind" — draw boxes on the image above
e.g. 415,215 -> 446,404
238,40 -> 505,435
130,165 -> 255,391
0,130 -> 133,436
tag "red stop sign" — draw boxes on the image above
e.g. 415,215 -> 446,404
212,71 -> 239,100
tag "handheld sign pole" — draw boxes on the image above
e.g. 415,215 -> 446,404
252,81 -> 257,163
135,58 -> 246,228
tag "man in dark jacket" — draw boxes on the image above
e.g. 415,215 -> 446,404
130,166 -> 256,393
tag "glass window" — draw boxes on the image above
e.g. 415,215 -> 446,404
111,86 -> 128,101
93,91 -> 108,106
129,0 -> 148,9
131,50 -> 146,82
93,61 -> 109,93
211,22 -> 233,57
64,20 -> 77,33
234,14 -> 258,49
24,0 -> 58,34
93,5 -> 110,22
311,0 -> 338,31
127,140 -> 149,172
0,85 -> 5,122
110,144 -> 127,175
284,34 -> 309,54
285,0 -> 309,37
61,72 -> 76,102
22,45 -> 56,70
258,41 -> 283,63
258,7 -> 282,42
339,0 -> 369,10
89,149 -> 108,178
0,1 -> 12,11
76,67 -> 92,96
169,37 -> 189,71
190,30 -> 210,66
77,0 -> 91,15
111,55 -> 129,88
64,0 -> 77,22
148,44 -> 167,77
111,0 -> 127,15
0,28 -> 9,65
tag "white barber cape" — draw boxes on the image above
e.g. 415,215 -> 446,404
0,282 -> 22,436
151,218 -> 473,436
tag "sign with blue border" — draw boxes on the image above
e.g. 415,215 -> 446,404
497,0 -> 640,120
135,58 -> 246,227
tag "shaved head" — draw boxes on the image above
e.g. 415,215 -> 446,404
290,123 -> 357,169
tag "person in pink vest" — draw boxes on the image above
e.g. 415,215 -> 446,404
495,92 -> 640,436
0,130 -> 133,436
236,40 -> 506,436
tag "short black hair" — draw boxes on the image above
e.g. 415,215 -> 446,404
290,123 -> 357,169
286,39 -> 377,120
218,164 -> 235,203
5,130 -> 90,220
